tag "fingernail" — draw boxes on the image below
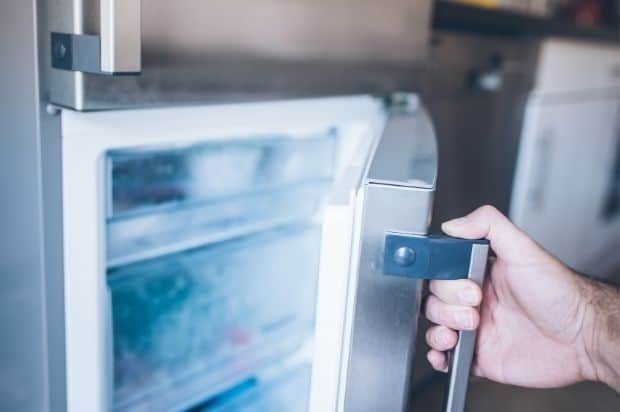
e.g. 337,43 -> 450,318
458,287 -> 479,305
442,217 -> 466,232
454,310 -> 474,329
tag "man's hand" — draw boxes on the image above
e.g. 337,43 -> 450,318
424,205 -> 620,391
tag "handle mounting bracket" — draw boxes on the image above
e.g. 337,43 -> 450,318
384,233 -> 488,280
52,33 -> 101,75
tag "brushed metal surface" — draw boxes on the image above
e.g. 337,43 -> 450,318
100,0 -> 141,73
367,102 -> 438,189
49,0 -> 84,109
342,101 -> 437,411
49,0 -> 432,109
1,0 -> 66,411
443,243 -> 488,412
343,183 -> 433,412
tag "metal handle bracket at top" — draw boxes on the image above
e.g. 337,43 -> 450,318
51,0 -> 141,75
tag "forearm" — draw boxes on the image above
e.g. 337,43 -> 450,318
580,276 -> 620,391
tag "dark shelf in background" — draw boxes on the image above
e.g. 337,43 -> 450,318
433,1 -> 620,44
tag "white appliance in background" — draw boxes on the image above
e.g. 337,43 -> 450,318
511,39 -> 620,279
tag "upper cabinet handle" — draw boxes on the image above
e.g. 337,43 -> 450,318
529,131 -> 553,211
51,0 -> 141,75
100,0 -> 142,74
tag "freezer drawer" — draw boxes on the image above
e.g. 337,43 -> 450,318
49,0 -> 432,110
108,225 -> 321,411
105,134 -> 337,267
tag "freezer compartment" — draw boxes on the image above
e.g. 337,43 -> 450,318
107,134 -> 338,218
199,364 -> 311,412
107,224 -> 321,411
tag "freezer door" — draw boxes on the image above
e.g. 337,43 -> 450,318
61,96 -> 389,412
49,0 -> 432,110
310,95 -> 438,412
61,94 -> 445,412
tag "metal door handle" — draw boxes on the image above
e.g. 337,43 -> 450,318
51,0 -> 141,74
384,234 -> 490,412
443,242 -> 488,412
101,0 -> 141,74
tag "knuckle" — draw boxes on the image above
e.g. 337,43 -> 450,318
442,327 -> 457,346
429,280 -> 449,298
479,204 -> 498,216
471,309 -> 481,328
452,307 -> 474,329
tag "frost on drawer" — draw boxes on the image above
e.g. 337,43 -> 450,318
105,134 -> 337,267
103,132 -> 338,411
108,225 -> 321,410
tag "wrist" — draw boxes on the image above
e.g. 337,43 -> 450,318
577,276 -> 620,390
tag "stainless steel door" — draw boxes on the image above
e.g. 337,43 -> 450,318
49,0 -> 432,110
313,94 -> 489,412
342,97 -> 437,412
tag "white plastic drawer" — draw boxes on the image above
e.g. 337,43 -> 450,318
107,225 -> 321,411
106,182 -> 328,267
107,134 -> 337,218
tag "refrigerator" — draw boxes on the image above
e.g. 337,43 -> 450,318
2,1 -> 486,411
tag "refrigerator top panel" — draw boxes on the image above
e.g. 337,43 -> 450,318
49,0 -> 433,110
366,97 -> 437,189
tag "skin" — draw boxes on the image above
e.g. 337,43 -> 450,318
424,205 -> 620,392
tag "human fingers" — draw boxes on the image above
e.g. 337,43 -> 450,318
441,205 -> 537,263
424,295 -> 480,331
429,279 -> 482,307
425,325 -> 458,351
427,349 -> 448,372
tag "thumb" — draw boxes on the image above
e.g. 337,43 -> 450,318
441,205 -> 540,264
